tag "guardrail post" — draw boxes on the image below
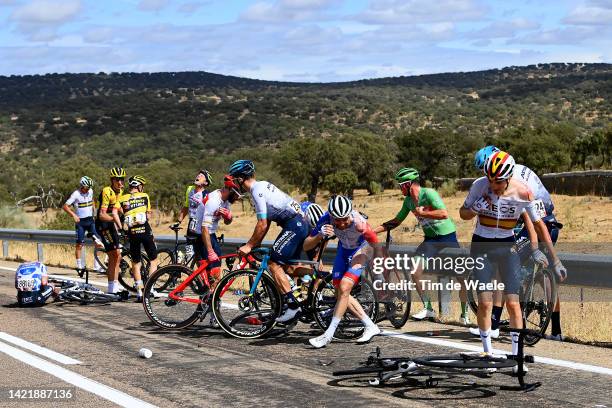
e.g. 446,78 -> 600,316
438,276 -> 451,316
2,241 -> 8,258
37,243 -> 44,262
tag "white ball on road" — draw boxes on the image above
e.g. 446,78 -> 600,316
138,348 -> 152,359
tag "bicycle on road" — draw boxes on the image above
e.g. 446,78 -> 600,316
154,225 -> 225,269
211,247 -> 379,339
49,268 -> 128,305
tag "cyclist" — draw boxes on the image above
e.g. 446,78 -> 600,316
305,195 -> 382,348
62,176 -> 100,271
15,262 -> 58,306
473,146 -> 567,341
193,175 -> 241,279
96,167 -> 125,294
118,176 -> 159,300
460,151 -> 545,368
173,170 -> 212,260
374,168 -> 470,324
228,159 -> 309,323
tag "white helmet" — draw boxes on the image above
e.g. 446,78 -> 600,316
484,151 -> 515,181
306,203 -> 324,228
328,195 -> 352,219
80,176 -> 93,188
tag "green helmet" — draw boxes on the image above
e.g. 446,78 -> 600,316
394,167 -> 419,183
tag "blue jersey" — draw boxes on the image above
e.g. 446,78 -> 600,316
15,261 -> 47,292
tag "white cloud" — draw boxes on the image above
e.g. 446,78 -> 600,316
467,18 -> 540,39
138,0 -> 169,12
177,1 -> 209,14
83,27 -> 115,43
356,0 -> 486,24
509,26 -> 603,45
240,0 -> 337,22
10,0 -> 81,24
564,4 -> 612,25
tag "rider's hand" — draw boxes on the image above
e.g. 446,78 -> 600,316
320,224 -> 334,238
238,243 -> 252,257
553,260 -> 567,282
531,249 -> 549,268
470,197 -> 489,214
207,249 -> 219,263
73,215 -> 80,223
215,207 -> 232,222
413,206 -> 425,217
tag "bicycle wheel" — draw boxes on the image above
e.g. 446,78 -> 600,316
381,268 -> 412,329
93,247 -> 109,272
466,271 -> 479,315
156,249 -> 175,268
118,252 -> 150,292
211,268 -> 282,339
62,289 -> 119,304
143,265 -> 207,329
521,267 -> 557,345
312,275 -> 379,339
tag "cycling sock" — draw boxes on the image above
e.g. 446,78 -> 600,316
426,300 -> 433,311
491,306 -> 503,330
135,280 -> 143,289
108,281 -> 115,293
76,258 -> 83,269
325,317 -> 340,337
361,314 -> 376,329
113,280 -> 120,293
511,332 -> 519,355
461,302 -> 468,317
479,329 -> 492,353
551,311 -> 561,335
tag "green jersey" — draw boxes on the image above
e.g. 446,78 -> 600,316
395,187 -> 456,238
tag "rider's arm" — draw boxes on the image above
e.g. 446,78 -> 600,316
62,203 -> 78,220
460,180 -> 483,220
521,212 -> 539,251
459,205 -> 476,220
414,189 -> 449,219
112,207 -> 122,231
201,227 -> 214,257
375,198 -> 412,233
245,218 -> 270,248
304,213 -> 328,251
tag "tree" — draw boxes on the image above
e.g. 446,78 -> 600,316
323,170 -> 358,197
394,128 -> 459,181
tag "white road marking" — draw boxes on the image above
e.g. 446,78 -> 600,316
382,330 -> 612,376
0,332 -> 81,365
0,341 -> 157,408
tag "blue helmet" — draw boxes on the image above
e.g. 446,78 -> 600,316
228,160 -> 255,179
474,145 -> 500,170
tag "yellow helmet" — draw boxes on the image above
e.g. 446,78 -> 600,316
109,167 -> 126,178
128,175 -> 147,187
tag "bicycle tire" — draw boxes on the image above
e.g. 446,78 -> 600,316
93,247 -> 109,272
142,265 -> 207,330
118,251 -> 150,292
413,354 -> 516,370
312,275 -> 379,339
156,249 -> 175,268
466,271 -> 479,315
61,289 -> 118,304
382,268 -> 412,329
211,268 -> 282,339
522,268 -> 557,345
333,366 -> 387,376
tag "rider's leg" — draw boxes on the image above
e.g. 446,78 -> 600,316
501,244 -> 523,356
492,289 -> 504,330
107,248 -> 121,293
75,243 -> 84,269
477,291 -> 493,353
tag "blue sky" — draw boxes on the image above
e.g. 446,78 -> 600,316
0,0 -> 610,82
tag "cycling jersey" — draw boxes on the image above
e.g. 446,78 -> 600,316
185,185 -> 207,220
119,192 -> 151,235
311,211 -> 378,250
97,186 -> 122,218
463,177 -> 540,239
193,189 -> 230,235
395,187 -> 456,238
65,189 -> 94,219
15,262 -> 53,306
250,181 -> 302,225
513,164 -> 554,214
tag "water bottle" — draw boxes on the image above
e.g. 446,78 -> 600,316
177,250 -> 185,264
300,275 -> 312,298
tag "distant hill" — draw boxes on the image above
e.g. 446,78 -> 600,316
0,63 -> 610,209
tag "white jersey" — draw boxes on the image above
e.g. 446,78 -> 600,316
513,164 -> 553,214
333,211 -> 369,249
193,190 -> 230,234
250,181 -> 302,224
65,189 -> 94,218
463,177 -> 540,239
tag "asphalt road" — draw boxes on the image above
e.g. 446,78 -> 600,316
0,260 -> 610,408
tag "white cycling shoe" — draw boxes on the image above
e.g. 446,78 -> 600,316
545,334 -> 564,342
209,315 -> 219,328
356,325 -> 381,343
411,308 -> 436,320
468,327 -> 500,339
276,307 -> 301,323
309,333 -> 333,349
460,315 -> 471,325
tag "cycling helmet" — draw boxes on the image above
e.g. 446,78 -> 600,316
109,167 -> 126,178
328,195 -> 352,219
306,203 -> 324,228
128,175 -> 146,187
485,151 -> 515,181
228,160 -> 255,179
474,145 -> 500,170
195,169 -> 212,186
395,167 -> 419,184
80,176 -> 93,188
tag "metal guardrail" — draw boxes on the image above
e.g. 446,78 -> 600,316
1,228 -> 610,289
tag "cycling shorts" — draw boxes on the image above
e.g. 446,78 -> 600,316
414,232 -> 460,266
193,234 -> 222,268
470,234 -> 521,295
17,285 -> 54,307
270,216 -> 309,265
332,242 -> 373,286
75,217 -> 97,244
96,220 -> 120,252
129,226 -> 157,263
